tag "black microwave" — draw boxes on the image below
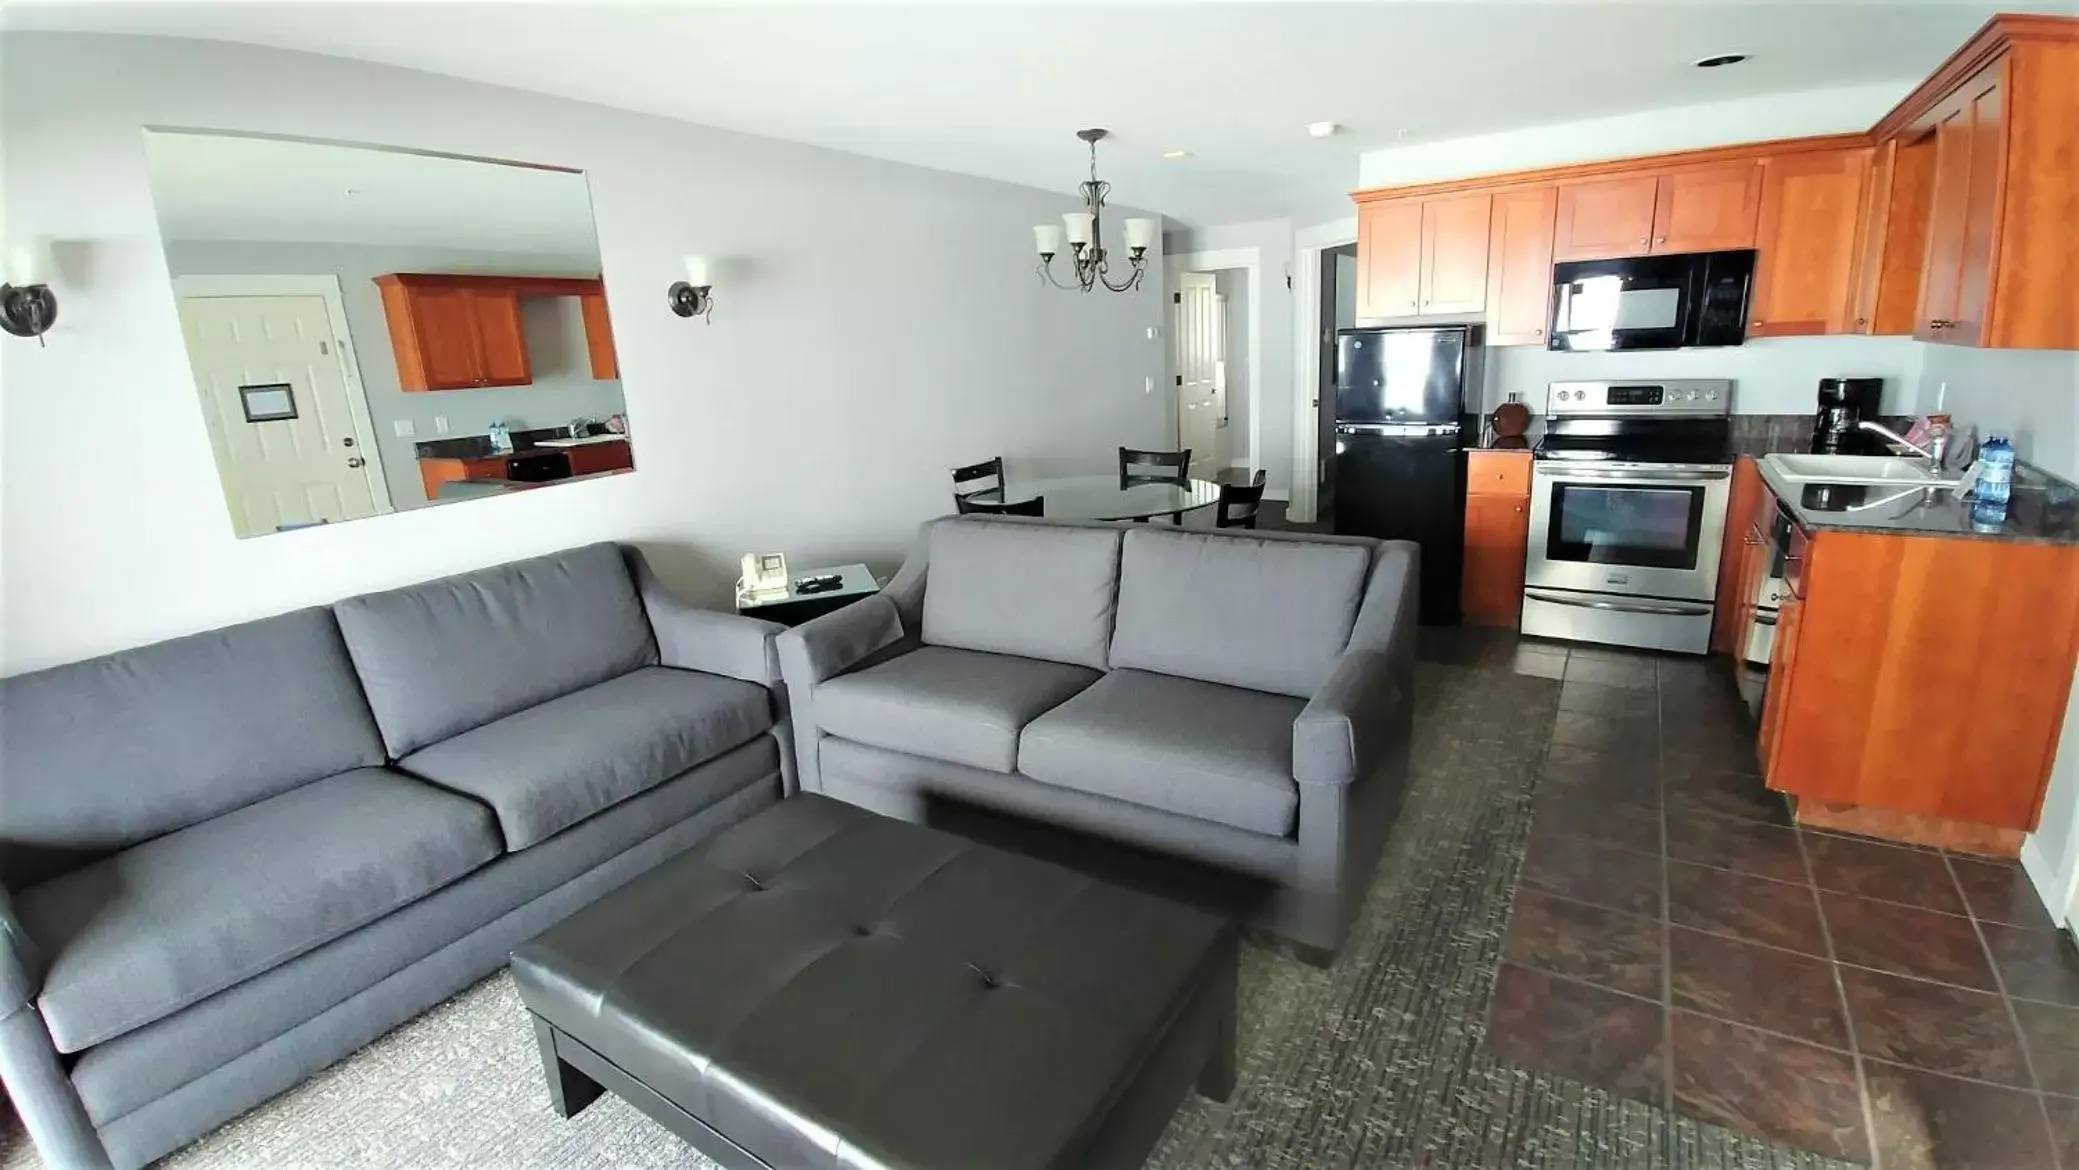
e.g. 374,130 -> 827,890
1547,249 -> 1755,351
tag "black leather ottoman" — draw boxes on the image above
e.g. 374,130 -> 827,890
511,795 -> 1236,1170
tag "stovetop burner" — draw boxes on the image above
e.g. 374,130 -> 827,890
1532,378 -> 1734,468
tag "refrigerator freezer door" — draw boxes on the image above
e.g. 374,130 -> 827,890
1335,328 -> 1469,426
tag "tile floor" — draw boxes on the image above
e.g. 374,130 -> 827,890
1444,629 -> 2079,1169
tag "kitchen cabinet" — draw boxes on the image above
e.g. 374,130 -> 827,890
1749,149 -> 1870,336
563,439 -> 634,477
1462,450 -> 1531,627
1483,186 -> 1558,345
377,276 -> 533,391
1915,59 -> 2005,345
1851,137 -> 1938,335
1418,194 -> 1493,315
1552,175 -> 1660,261
1356,199 -> 1423,319
1357,195 -> 1492,319
580,293 -> 619,380
1650,162 -> 1764,254
1707,456 -> 1767,654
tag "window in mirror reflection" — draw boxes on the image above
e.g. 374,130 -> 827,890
141,130 -> 633,538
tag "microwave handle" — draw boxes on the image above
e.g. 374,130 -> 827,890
1551,281 -> 1571,333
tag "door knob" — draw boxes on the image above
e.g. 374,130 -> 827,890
346,456 -> 366,468
342,436 -> 357,448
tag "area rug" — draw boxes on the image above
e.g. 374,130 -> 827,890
3,662 -> 1852,1168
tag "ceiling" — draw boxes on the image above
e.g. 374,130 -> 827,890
142,131 -> 602,254
8,2 -> 2042,227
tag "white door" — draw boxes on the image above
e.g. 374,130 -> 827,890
1172,272 -> 1229,477
178,294 -> 388,537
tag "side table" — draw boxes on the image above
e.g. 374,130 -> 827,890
734,563 -> 880,627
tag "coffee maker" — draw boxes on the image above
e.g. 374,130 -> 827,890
1814,377 -> 1884,453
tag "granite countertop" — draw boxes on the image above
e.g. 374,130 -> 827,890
417,429 -> 629,461
1756,457 -> 2079,546
1465,414 -> 1542,451
432,468 -> 631,499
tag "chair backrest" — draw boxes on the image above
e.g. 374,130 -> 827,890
1119,447 -> 1190,487
1216,471 -> 1268,529
951,457 -> 1004,499
955,494 -> 1044,517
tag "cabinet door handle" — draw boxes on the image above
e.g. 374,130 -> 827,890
1638,237 -> 1649,245
1533,328 -> 1544,336
1655,236 -> 1667,244
1855,317 -> 1868,327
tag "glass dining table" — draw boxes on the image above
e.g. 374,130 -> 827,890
966,475 -> 1224,522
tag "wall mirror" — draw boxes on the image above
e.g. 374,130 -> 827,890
142,129 -> 633,538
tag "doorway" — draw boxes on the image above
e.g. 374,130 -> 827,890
173,276 -> 391,536
1316,243 -> 1358,518
1172,271 -> 1230,478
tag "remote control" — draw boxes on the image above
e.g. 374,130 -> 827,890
794,573 -> 843,594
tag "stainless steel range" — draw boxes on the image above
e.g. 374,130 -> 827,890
1521,379 -> 1734,654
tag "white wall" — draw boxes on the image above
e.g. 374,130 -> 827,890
1357,81 -> 1910,190
1212,268 -> 1251,466
1165,219 -> 1294,498
1484,335 -> 1930,416
0,32 -> 1167,675
162,239 -> 627,510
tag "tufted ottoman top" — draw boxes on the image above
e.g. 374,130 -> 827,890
511,794 -> 1233,1170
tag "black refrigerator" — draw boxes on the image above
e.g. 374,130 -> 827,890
1330,325 -> 1483,626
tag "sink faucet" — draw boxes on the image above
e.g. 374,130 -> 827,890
1859,420 -> 1948,468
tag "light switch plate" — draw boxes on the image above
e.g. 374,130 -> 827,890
392,420 -> 415,438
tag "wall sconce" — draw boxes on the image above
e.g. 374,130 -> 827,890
1,238 -> 58,346
668,255 -> 714,322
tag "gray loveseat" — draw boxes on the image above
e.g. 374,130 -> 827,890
0,542 -> 790,1169
777,516 -> 1416,958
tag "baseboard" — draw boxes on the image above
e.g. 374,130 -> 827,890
2019,835 -> 2075,932
1265,490 -> 1290,503
1227,459 -> 1253,470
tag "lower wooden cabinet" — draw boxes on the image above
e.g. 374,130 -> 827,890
1462,450 -> 1532,627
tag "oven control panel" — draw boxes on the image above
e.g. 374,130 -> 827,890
1546,379 -> 1732,416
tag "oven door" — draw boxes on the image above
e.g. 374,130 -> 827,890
1525,463 -> 1732,602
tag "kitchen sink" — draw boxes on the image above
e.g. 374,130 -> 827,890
1765,454 -> 1961,487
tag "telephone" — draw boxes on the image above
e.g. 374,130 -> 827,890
739,553 -> 790,599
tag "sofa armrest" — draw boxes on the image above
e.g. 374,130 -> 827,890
1293,650 -> 1404,788
776,594 -> 905,688
0,885 -> 42,1016
623,547 -> 784,685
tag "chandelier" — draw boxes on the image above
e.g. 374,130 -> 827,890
1031,129 -> 1156,293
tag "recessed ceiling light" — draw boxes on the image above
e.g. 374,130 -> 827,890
1694,53 -> 1748,68
1162,149 -> 1192,160
1306,121 -> 1341,139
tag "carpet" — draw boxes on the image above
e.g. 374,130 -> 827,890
3,661 -> 1851,1168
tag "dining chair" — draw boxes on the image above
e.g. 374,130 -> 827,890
955,494 -> 1044,517
951,456 -> 1005,504
1216,470 -> 1269,529
1118,447 -> 1191,487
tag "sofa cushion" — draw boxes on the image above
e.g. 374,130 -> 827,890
1018,669 -> 1303,837
816,646 -> 1098,773
334,542 -> 659,757
16,768 -> 500,1053
921,519 -> 1122,670
1109,528 -> 1371,699
0,608 -> 388,890
400,666 -> 772,851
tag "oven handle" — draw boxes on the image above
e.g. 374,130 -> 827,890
1523,588 -> 1716,618
1534,466 -> 1732,483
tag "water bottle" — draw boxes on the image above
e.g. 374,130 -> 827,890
1976,434 -> 2014,505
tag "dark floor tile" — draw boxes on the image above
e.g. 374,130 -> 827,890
2047,1096 -> 2079,1168
1802,833 -> 1968,915
1985,923 -> 2079,1008
1866,1060 -> 2058,1170
1485,962 -> 1666,1108
1667,862 -> 1828,956
1549,711 -> 1659,759
2014,998 -> 2079,1098
1821,891 -> 1997,990
1510,645 -> 1569,680
1564,656 -> 1658,691
1520,833 -> 1663,917
1659,713 -> 1755,755
1950,857 -> 2058,931
1660,742 -> 1763,781
1540,747 -> 1660,812
1503,889 -> 1663,999
1662,767 -> 1786,826
1417,626 -> 1519,667
1841,966 -> 2032,1086
1529,788 -> 1662,856
1557,681 -> 1658,718
1664,814 -> 1808,885
1669,926 -> 1849,1049
1669,1010 -> 1869,1163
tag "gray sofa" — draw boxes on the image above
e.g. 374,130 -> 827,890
777,516 -> 1416,958
0,542 -> 790,1169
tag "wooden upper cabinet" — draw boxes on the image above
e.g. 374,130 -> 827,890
1749,149 -> 1870,336
1552,175 -> 1660,260
1484,186 -> 1558,345
1650,162 -> 1763,253
394,285 -> 486,391
580,293 -> 619,380
1852,138 -> 1939,335
1356,199 -> 1423,318
1950,64 -> 2007,346
470,291 -> 532,386
1418,194 -> 1493,315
